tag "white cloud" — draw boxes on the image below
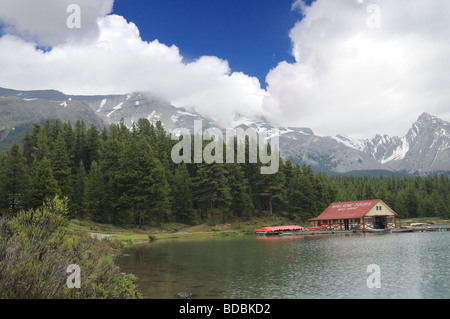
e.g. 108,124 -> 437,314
264,0 -> 450,138
0,8 -> 267,128
0,0 -> 449,137
0,0 -> 114,47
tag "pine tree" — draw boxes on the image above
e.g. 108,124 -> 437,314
49,120 -> 62,143
50,134 -> 71,192
74,120 -> 87,168
228,163 -> 253,220
154,120 -> 174,172
116,135 -> 171,226
116,137 -> 147,225
281,159 -> 294,190
147,156 -> 172,225
194,161 -> 232,223
67,161 -> 87,218
418,197 -> 435,218
134,118 -> 155,138
192,136 -> 232,222
363,180 -> 375,199
29,157 -> 60,208
434,199 -> 449,218
171,163 -> 195,224
99,124 -> 126,224
403,183 -> 419,218
0,143 -> 31,214
286,166 -> 315,219
35,126 -> 50,162
258,157 -> 286,215
61,121 -> 75,170
22,130 -> 36,168
83,161 -> 107,222
85,125 -> 101,172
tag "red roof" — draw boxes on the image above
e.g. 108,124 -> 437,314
309,200 -> 380,221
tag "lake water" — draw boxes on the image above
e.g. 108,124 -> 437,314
117,231 -> 450,299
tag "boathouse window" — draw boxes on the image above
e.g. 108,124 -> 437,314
376,206 -> 382,210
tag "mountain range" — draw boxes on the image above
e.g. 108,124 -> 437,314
333,112 -> 450,176
1,86 -> 449,176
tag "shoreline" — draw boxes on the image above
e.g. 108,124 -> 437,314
71,216 -> 450,247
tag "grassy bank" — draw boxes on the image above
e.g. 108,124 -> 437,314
67,215 -> 305,245
67,215 -> 450,247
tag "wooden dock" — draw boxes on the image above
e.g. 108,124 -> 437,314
406,226 -> 450,232
255,226 -> 450,237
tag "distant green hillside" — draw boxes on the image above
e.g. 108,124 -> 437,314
0,94 -> 105,153
0,121 -> 41,153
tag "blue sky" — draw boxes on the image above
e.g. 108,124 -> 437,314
112,0 -> 308,87
0,0 -> 449,137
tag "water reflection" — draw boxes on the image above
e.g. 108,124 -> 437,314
117,232 -> 450,299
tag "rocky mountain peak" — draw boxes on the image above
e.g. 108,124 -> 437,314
2,86 -> 450,176
413,112 -> 449,131
334,113 -> 450,175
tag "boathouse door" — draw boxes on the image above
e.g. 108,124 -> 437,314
344,220 -> 349,230
374,216 -> 386,229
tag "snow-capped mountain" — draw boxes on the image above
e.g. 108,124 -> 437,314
274,128 -> 390,174
399,113 -> 450,174
0,87 -> 104,151
80,91 -> 216,132
334,113 -> 450,175
1,86 -> 450,176
334,134 -> 408,165
0,87 -> 215,135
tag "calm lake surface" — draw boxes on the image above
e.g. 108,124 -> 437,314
117,231 -> 450,299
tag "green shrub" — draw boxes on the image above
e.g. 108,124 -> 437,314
0,196 -> 142,299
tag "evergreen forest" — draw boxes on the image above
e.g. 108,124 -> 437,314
1,118 -> 449,227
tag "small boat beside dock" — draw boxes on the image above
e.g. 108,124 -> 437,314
366,228 -> 390,233
424,226 -> 450,231
391,228 -> 414,233
367,226 -> 450,233
402,225 -> 450,232
254,224 -> 449,237
308,226 -> 328,230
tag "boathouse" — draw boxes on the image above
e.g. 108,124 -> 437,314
308,199 -> 402,231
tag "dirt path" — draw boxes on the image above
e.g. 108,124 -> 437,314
89,233 -> 115,240
173,227 -> 192,234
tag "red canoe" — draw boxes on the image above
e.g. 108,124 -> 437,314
254,225 -> 304,234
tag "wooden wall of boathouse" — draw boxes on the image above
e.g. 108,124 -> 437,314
315,216 -> 400,231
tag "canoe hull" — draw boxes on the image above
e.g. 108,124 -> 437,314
254,225 -> 304,235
